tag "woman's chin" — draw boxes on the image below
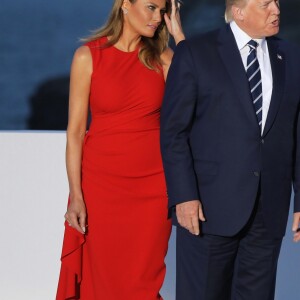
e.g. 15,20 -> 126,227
140,29 -> 156,38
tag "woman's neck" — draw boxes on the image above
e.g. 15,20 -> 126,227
113,27 -> 141,52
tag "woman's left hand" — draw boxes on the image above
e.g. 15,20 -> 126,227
164,0 -> 185,45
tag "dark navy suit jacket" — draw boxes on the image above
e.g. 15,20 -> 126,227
160,25 -> 300,238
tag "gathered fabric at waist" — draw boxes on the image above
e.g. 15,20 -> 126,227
82,118 -> 163,178
88,110 -> 161,136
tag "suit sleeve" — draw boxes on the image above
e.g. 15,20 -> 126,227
291,42 -> 300,213
160,40 -> 200,211
293,101 -> 300,213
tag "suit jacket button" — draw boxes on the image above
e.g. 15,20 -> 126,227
261,139 -> 264,144
254,172 -> 260,177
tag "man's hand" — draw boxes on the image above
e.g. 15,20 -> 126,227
292,212 -> 300,242
176,200 -> 206,235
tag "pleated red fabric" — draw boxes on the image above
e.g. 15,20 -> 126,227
56,221 -> 85,299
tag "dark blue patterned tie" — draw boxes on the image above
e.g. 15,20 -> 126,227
247,40 -> 263,128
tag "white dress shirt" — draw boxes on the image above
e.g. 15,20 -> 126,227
230,21 -> 273,133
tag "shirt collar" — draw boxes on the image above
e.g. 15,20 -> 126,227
230,21 -> 267,54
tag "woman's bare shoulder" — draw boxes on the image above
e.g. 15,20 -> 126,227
160,47 -> 174,67
73,45 -> 92,62
71,46 -> 93,76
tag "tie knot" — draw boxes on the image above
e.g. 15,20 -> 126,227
247,40 -> 258,50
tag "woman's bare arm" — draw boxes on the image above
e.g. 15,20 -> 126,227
65,45 -> 92,234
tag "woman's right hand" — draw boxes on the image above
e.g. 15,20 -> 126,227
164,0 -> 185,45
64,196 -> 87,234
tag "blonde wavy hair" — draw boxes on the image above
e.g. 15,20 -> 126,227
83,0 -> 170,70
225,0 -> 248,23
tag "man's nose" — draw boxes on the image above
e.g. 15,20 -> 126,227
271,1 -> 280,15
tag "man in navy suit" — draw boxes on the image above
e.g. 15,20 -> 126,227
160,0 -> 300,299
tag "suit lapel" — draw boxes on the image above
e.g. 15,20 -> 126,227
217,26 -> 260,133
262,38 -> 286,137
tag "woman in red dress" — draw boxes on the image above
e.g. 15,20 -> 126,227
56,0 -> 184,299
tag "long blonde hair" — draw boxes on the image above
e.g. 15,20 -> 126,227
83,0 -> 170,70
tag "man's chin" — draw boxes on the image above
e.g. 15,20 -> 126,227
266,27 -> 280,37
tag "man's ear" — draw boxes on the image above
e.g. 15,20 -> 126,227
232,5 -> 245,22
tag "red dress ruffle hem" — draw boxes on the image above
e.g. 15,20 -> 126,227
56,221 -> 85,299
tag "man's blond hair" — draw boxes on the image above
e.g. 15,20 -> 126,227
225,0 -> 248,23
